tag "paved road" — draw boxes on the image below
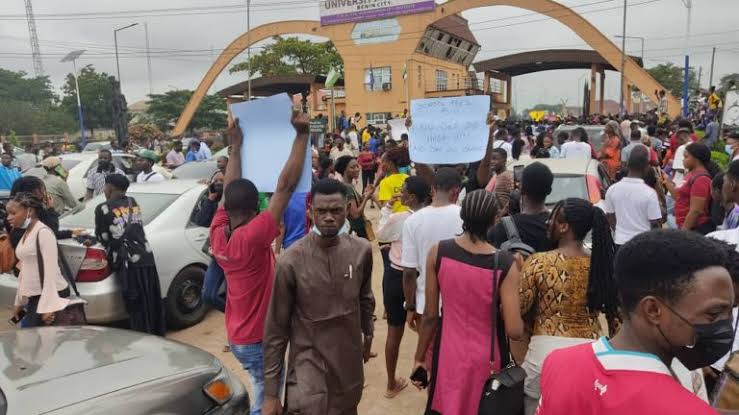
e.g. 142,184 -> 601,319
0,207 -> 428,414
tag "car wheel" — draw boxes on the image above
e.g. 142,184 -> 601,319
165,266 -> 207,330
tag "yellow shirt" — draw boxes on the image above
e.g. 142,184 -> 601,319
709,93 -> 721,110
362,130 -> 371,144
378,173 -> 409,213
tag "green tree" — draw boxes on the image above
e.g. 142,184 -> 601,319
146,90 -> 227,132
61,65 -> 115,135
718,73 -> 739,94
0,68 -> 56,105
647,63 -> 698,98
230,36 -> 343,77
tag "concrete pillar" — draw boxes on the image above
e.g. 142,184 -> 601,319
623,82 -> 633,114
483,71 -> 491,94
505,74 -> 512,109
599,70 -> 606,114
589,64 -> 597,115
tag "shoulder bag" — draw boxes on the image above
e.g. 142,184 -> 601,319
0,233 -> 16,273
478,252 -> 526,415
36,228 -> 87,326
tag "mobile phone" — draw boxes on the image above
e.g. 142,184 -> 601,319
410,366 -> 429,388
513,165 -> 524,186
9,310 -> 25,325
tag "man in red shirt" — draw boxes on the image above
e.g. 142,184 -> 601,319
210,111 -> 310,415
536,230 -> 734,415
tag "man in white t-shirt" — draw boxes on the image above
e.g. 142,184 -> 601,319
135,150 -> 166,183
604,146 -> 662,247
492,128 -> 512,158
400,168 -> 463,328
560,127 -> 592,159
672,128 -> 691,187
620,116 -> 632,139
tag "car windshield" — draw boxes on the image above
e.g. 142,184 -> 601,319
172,161 -> 217,180
60,193 -> 179,229
62,159 -> 83,172
546,174 -> 589,205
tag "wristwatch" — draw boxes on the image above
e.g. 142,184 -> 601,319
403,302 -> 416,311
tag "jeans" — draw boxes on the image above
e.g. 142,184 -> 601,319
202,259 -> 226,312
231,343 -> 266,415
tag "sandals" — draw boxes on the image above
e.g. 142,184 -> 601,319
384,378 -> 409,399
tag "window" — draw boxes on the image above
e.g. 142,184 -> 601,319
365,66 -> 392,91
366,112 -> 392,126
60,193 -> 180,229
435,70 -> 448,91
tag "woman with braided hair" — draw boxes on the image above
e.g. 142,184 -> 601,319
411,189 -> 523,415
519,197 -> 619,415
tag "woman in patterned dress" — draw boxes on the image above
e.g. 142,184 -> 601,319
519,197 -> 618,414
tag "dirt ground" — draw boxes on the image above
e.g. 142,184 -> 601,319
1,207 -> 428,414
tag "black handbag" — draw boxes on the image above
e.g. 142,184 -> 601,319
478,252 -> 526,415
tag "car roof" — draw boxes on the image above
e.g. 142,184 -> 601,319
61,152 -> 133,160
509,157 -> 599,174
126,179 -> 205,195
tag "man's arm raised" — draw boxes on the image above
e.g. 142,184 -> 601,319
267,111 -> 311,221
221,119 -> 244,207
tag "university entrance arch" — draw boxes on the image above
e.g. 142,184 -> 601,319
173,0 -> 679,135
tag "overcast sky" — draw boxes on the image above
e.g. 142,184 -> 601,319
1,0 -> 737,112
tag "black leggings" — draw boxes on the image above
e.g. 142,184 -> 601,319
362,170 -> 375,189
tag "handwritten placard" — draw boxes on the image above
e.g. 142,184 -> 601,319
230,93 -> 312,193
409,95 -> 490,164
387,118 -> 408,141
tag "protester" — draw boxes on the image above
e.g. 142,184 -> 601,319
537,229 -> 733,414
0,153 -> 22,191
194,171 -> 227,314
520,197 -> 618,413
480,147 -> 513,216
39,157 -> 79,215
488,162 -> 555,253
275,191 -> 309,253
85,150 -> 125,200
215,155 -> 229,175
7,192 -> 71,328
605,146 -> 663,248
401,168 -> 463,331
376,176 -> 431,399
198,139 -> 213,160
560,127 -> 592,159
621,129 -> 646,166
186,140 -> 201,162
377,147 -> 411,213
726,131 -> 739,162
263,179 -> 375,415
704,114 -> 720,150
411,190 -> 523,414
600,120 -> 622,179
663,142 -> 719,234
335,156 -> 373,238
708,85 -> 722,114
709,160 -> 739,239
210,112 -> 309,415
93,174 -> 165,335
135,150 -> 165,183
329,137 -> 354,162
165,142 -> 186,169
357,147 -> 377,195
492,128 -> 513,157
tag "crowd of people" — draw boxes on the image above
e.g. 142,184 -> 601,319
2,96 -> 739,415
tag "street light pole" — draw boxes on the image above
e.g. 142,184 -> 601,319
246,0 -> 252,101
614,35 -> 645,61
682,0 -> 692,117
618,0 -> 627,116
61,50 -> 87,147
113,23 -> 139,83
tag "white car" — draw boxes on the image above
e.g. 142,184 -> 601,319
0,180 -> 212,329
25,152 -> 172,201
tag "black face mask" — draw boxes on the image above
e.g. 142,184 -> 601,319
209,182 -> 224,195
98,160 -> 111,171
659,301 -> 736,370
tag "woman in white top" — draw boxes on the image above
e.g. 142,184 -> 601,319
7,192 -> 70,327
376,175 -> 431,399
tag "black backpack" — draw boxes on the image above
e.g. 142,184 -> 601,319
499,216 -> 536,258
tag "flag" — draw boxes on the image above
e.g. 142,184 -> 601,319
402,63 -> 408,81
325,67 -> 340,89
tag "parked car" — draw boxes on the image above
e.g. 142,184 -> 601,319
552,125 -> 607,152
0,180 -> 212,328
24,153 -> 172,201
508,157 -> 612,208
82,142 -> 112,152
172,160 -> 219,180
0,326 -> 249,414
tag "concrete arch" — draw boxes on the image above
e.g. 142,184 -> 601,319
415,0 -> 680,117
172,20 -> 324,135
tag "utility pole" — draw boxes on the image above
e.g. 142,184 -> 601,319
23,0 -> 44,77
697,66 -> 702,91
246,0 -> 252,101
145,22 -> 153,96
114,23 -> 139,83
709,47 -> 717,88
618,0 -> 627,115
682,0 -> 692,117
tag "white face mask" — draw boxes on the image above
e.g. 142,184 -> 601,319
311,220 -> 350,236
18,210 -> 32,229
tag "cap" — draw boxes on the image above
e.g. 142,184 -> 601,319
677,127 -> 691,134
39,156 -> 62,169
136,149 -> 158,163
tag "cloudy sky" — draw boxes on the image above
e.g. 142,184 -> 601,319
1,0 -> 737,112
